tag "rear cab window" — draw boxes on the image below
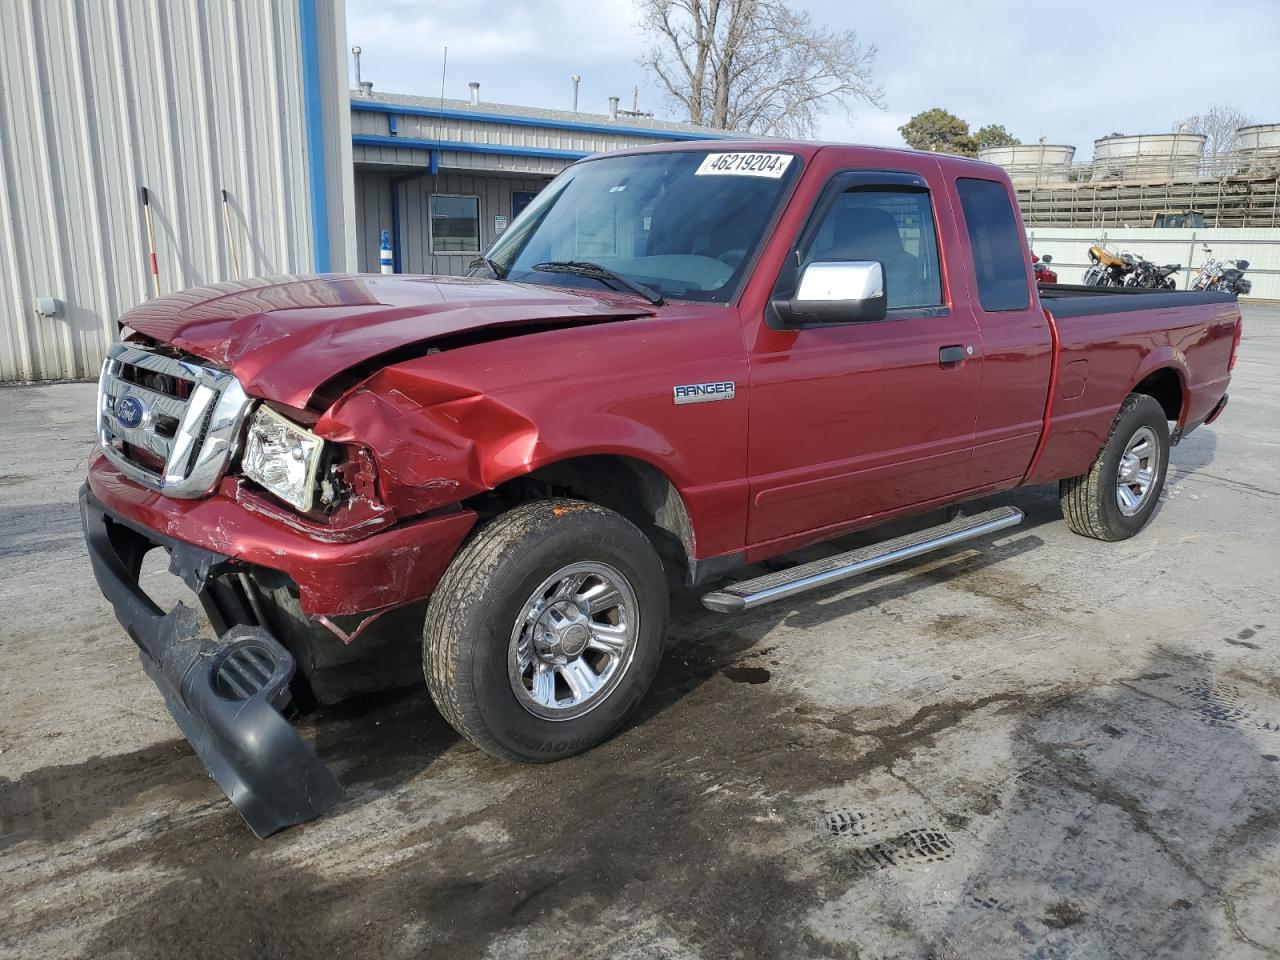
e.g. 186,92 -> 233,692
955,178 -> 1030,312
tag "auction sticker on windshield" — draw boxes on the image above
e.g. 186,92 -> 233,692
695,152 -> 793,178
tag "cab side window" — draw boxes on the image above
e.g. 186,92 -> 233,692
955,178 -> 1030,312
799,188 -> 943,311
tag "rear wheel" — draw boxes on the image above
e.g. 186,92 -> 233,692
1060,393 -> 1170,541
423,499 -> 668,763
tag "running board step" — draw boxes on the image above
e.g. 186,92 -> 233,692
701,506 -> 1024,614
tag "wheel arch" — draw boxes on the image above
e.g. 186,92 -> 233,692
471,453 -> 698,579
1130,363 -> 1188,426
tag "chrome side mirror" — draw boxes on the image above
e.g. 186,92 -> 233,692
776,260 -> 887,325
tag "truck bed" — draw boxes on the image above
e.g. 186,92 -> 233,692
1038,283 -> 1236,319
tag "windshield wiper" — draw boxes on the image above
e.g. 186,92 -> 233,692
470,254 -> 507,280
531,260 -> 664,305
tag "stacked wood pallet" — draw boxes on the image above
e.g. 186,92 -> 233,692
1017,172 -> 1280,229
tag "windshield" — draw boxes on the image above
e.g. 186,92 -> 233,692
483,149 -> 801,303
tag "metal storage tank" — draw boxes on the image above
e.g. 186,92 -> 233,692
1090,133 -> 1206,182
977,143 -> 1076,183
1235,123 -> 1280,172
0,0 -> 356,382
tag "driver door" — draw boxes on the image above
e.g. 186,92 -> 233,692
745,167 -> 983,548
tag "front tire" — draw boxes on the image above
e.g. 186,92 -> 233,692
423,499 -> 668,763
1060,393 -> 1170,541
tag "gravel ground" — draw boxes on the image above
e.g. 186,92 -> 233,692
1,305 -> 1278,960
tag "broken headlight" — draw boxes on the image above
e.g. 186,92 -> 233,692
242,405 -> 325,512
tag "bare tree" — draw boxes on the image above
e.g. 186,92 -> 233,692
1177,103 -> 1254,160
637,0 -> 883,137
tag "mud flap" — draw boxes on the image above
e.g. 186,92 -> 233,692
80,486 -> 346,837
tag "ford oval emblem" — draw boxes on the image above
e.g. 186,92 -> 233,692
115,395 -> 145,429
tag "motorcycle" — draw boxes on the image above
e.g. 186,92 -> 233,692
1124,255 -> 1181,290
1082,242 -> 1136,286
1191,245 -> 1252,296
1032,252 -> 1057,285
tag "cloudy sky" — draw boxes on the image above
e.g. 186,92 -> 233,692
346,0 -> 1278,159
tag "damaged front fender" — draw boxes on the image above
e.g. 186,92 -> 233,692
316,373 -> 541,518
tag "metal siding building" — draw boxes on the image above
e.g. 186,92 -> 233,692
357,169 -> 553,277
0,0 -> 355,382
350,91 -> 736,276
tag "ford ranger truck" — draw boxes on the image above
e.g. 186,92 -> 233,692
81,142 -> 1241,835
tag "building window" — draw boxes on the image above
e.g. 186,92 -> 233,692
512,191 -> 539,220
430,195 -> 481,254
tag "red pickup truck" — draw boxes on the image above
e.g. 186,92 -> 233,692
82,141 -> 1240,835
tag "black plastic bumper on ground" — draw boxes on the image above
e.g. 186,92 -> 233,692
79,485 -> 345,837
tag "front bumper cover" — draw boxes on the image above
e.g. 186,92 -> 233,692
85,450 -> 477,618
80,485 -> 345,837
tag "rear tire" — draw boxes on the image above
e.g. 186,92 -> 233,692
1060,393 -> 1170,541
423,499 -> 668,763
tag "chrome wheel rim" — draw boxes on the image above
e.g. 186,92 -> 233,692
1116,425 -> 1159,516
508,561 -> 639,721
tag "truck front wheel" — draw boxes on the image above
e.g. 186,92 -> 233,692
1060,393 -> 1170,541
423,499 -> 668,763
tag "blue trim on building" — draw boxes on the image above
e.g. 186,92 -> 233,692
353,133 -> 589,162
297,0 -> 330,272
351,100 -> 732,142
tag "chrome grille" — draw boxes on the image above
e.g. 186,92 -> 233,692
97,342 -> 254,498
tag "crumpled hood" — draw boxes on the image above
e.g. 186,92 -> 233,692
120,274 -> 652,409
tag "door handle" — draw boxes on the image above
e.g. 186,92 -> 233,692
938,345 -> 967,365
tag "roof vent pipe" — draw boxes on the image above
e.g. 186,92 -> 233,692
608,96 -> 619,120
469,81 -> 480,105
359,80 -> 373,96
571,74 -> 581,112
